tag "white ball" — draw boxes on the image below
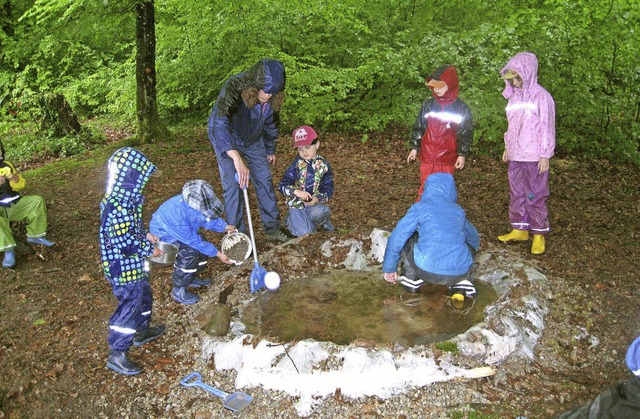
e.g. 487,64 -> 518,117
264,271 -> 281,291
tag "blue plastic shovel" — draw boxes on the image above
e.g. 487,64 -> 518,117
235,173 -> 267,293
180,372 -> 253,412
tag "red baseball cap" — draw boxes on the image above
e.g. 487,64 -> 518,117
292,126 -> 318,148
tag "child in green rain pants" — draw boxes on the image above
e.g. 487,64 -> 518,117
0,140 -> 55,269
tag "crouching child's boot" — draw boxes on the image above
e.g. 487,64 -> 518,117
106,350 -> 143,375
133,324 -> 166,346
2,250 -> 16,269
171,286 -> 200,304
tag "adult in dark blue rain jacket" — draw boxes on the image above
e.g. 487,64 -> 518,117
207,59 -> 290,242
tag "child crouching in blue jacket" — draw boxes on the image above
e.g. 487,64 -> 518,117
382,173 -> 479,302
150,179 -> 235,305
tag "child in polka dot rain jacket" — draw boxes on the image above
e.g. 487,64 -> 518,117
99,147 -> 165,375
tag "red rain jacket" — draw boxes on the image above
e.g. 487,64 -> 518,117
409,65 -> 473,166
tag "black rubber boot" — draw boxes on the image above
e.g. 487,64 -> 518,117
106,350 -> 143,375
133,324 -> 166,346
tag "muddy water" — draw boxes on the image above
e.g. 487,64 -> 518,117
240,270 -> 497,347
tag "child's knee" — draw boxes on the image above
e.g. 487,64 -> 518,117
286,209 -> 314,237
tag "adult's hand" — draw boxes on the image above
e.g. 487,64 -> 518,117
502,149 -> 509,163
228,150 -> 249,188
267,154 -> 276,165
455,156 -> 466,169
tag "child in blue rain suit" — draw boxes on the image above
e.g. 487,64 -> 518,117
150,179 -> 235,305
278,126 -> 334,237
382,172 -> 479,297
99,147 -> 165,375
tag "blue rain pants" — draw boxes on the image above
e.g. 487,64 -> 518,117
172,242 -> 207,287
286,204 -> 332,237
214,140 -> 280,234
108,279 -> 152,351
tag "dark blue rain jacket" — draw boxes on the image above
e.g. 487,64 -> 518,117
207,59 -> 285,156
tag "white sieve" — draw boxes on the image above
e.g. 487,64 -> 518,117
220,232 -> 252,265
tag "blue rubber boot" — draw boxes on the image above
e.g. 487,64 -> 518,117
2,250 -> 16,269
27,237 -> 56,247
133,324 -> 165,346
106,351 -> 143,375
187,277 -> 212,289
171,287 -> 200,304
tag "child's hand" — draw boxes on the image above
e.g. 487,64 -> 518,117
294,189 -> 312,202
406,149 -> 417,163
538,157 -> 550,174
225,224 -> 238,233
0,167 -> 14,183
217,252 -> 233,265
151,246 -> 164,258
383,272 -> 397,284
146,233 -> 160,244
304,196 -> 319,206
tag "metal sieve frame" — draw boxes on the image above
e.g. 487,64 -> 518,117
220,232 -> 252,265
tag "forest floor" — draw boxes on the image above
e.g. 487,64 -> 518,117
0,126 -> 638,418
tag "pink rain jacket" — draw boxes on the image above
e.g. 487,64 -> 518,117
501,52 -> 555,162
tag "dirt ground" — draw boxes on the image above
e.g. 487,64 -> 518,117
0,126 -> 638,418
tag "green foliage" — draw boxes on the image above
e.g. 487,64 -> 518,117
0,123 -> 105,165
0,0 -> 638,165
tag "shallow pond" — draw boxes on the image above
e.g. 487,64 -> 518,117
241,270 -> 497,347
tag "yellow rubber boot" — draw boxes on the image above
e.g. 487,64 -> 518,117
451,293 -> 465,309
497,229 -> 529,242
531,234 -> 545,255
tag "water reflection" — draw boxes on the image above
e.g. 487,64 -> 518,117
241,270 -> 497,347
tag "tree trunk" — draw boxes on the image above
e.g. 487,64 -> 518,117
39,93 -> 82,137
135,0 -> 171,143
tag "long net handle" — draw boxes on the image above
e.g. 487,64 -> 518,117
241,186 -> 259,265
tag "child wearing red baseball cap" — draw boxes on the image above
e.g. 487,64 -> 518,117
277,126 -> 335,237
